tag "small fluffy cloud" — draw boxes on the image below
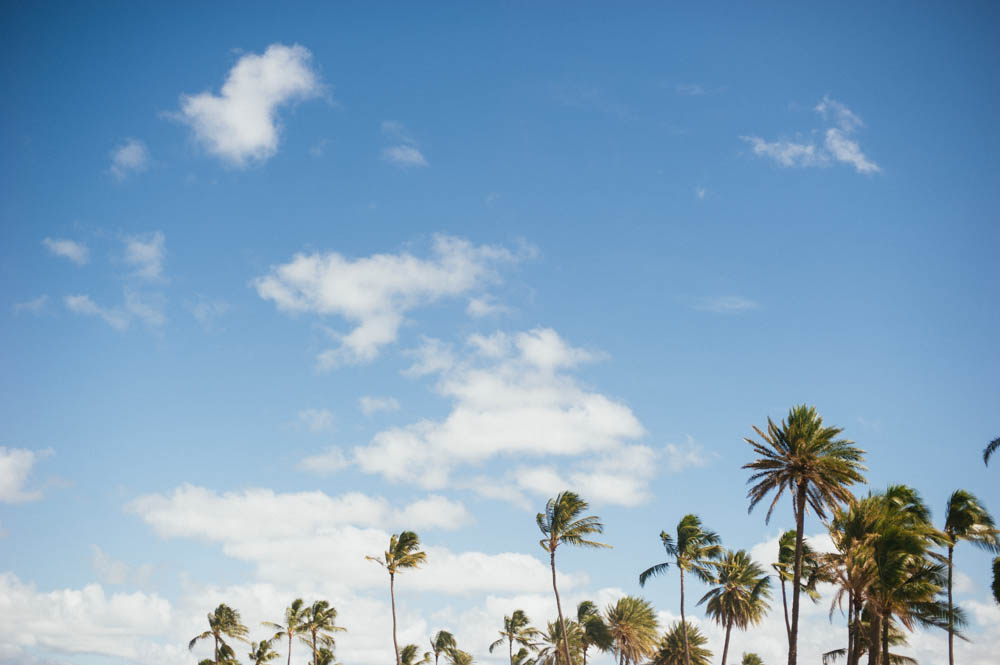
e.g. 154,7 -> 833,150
299,446 -> 352,473
466,296 -> 508,318
382,145 -> 428,167
743,97 -> 879,174
0,447 -> 51,503
359,396 -> 400,416
177,44 -> 322,166
42,238 -> 89,265
124,232 -> 166,280
352,328 -> 649,504
254,235 -> 523,366
110,139 -> 150,181
662,437 -> 712,473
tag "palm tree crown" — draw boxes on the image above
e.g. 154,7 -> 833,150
248,640 -> 280,665
649,622 -> 712,665
603,595 -> 660,665
698,549 -> 771,665
577,600 -> 612,665
368,531 -> 428,665
264,599 -> 310,665
489,609 -> 540,665
189,604 -> 249,665
299,600 -> 346,665
430,630 -> 457,665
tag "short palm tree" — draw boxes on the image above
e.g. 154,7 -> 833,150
189,604 -> 250,665
537,491 -> 611,665
248,640 -> 280,665
299,600 -> 345,665
264,599 -> 310,665
649,622 -> 712,665
490,610 -> 540,665
773,530 -> 824,643
447,648 -> 475,665
401,644 -> 432,665
603,596 -> 659,665
741,654 -> 764,665
983,436 -> 999,466
430,630 -> 457,665
577,601 -> 612,665
743,405 -> 866,665
639,514 -> 721,665
699,549 -> 772,665
534,620 -> 583,665
367,531 -> 428,665
943,490 -> 1000,665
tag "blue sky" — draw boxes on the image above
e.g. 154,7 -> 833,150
1,2 -> 999,664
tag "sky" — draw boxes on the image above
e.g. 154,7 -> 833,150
2,2 -> 999,664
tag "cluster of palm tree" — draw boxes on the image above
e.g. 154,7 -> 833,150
189,406 -> 998,665
189,599 -> 344,665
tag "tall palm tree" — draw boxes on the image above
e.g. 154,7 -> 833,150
699,549 -> 772,665
264,599 -> 310,665
983,436 -> 999,466
189,604 -> 250,665
367,531 -> 429,665
603,596 -> 660,665
649,622 -> 712,665
537,491 -> 611,665
299,600 -> 346,665
401,644 -> 432,665
639,514 -> 722,665
490,610 -> 540,665
577,601 -> 612,665
743,405 -> 866,665
430,630 -> 457,665
248,640 -> 281,665
943,490 -> 1000,665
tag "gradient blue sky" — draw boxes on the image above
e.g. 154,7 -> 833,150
2,3 -> 998,664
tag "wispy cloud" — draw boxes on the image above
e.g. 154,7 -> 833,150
692,295 -> 760,313
742,96 -> 879,174
175,44 -> 322,166
695,187 -> 708,200
13,295 -> 48,314
359,396 -> 400,416
297,408 -> 334,433
124,232 -> 166,281
675,83 -> 725,97
42,237 -> 89,265
109,139 -> 149,181
64,291 -> 165,331
380,121 -> 429,167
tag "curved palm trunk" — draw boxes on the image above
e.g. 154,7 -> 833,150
780,576 -> 791,644
789,484 -> 808,665
948,544 -> 955,665
846,591 -> 854,665
550,551 -> 573,665
721,617 -> 733,665
582,644 -> 589,665
679,567 -> 690,665
391,572 -> 401,665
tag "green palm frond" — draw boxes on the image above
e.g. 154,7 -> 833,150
649,622 -> 712,665
984,436 -> 999,466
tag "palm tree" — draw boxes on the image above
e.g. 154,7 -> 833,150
490,610 -> 540,665
743,405 -> 866,665
603,596 -> 659,665
649,622 -> 712,665
984,436 -> 999,466
264,599 -> 310,665
577,601 -> 612,665
189,604 -> 250,665
299,600 -> 346,665
367,531 -> 428,665
447,649 -> 475,665
537,491 -> 611,665
639,514 -> 722,665
201,643 -> 239,665
943,490 -> 1000,665
249,640 -> 281,665
315,648 -> 337,665
401,644 -> 432,665
741,655 -> 764,665
512,647 -> 536,665
534,620 -> 583,665
430,630 -> 457,665
699,549 -> 772,665
773,530 -> 824,643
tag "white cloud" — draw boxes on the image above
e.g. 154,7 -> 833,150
13,295 -> 48,314
662,437 -> 712,473
42,237 -> 89,265
691,295 -> 760,313
65,294 -> 128,330
353,328 -> 648,504
254,235 -> 523,366
298,408 -> 335,432
177,44 -> 322,166
383,145 -> 429,167
743,97 -> 879,174
695,187 -> 707,200
189,299 -> 230,331
359,396 -> 400,416
90,546 -> 154,587
0,447 -> 51,503
300,446 -> 352,474
110,138 -> 150,181
466,296 -> 508,318
65,292 -> 166,330
124,231 -> 166,280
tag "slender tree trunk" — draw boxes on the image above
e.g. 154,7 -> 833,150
881,615 -> 889,665
680,567 -> 691,665
550,550 -> 573,665
391,572 -> 402,665
583,645 -> 588,665
851,594 -> 864,665
780,576 -> 791,644
789,484 -> 808,665
215,635 -> 220,665
510,636 -> 514,665
847,591 -> 854,665
312,632 -> 318,665
721,618 -> 733,665
288,633 -> 294,665
866,615 -> 880,665
948,544 -> 955,665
